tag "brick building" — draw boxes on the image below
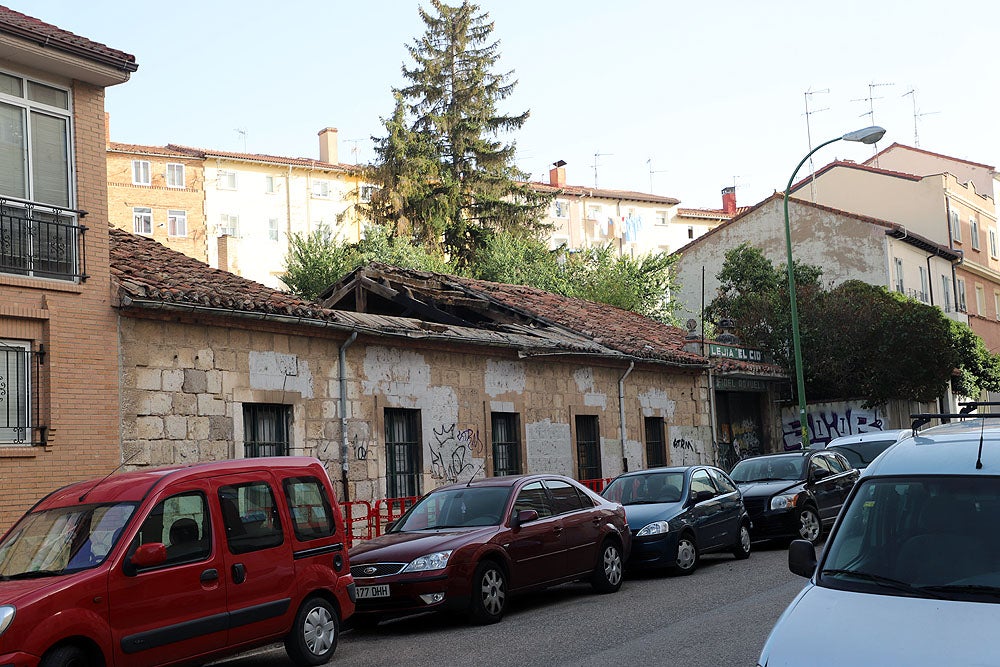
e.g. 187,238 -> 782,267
0,8 -> 137,527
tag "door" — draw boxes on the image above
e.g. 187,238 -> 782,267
820,452 -> 859,518
807,454 -> 841,522
505,481 -> 565,589
707,468 -> 743,543
544,479 -> 600,576
215,474 -> 297,648
109,484 -> 228,665
687,469 -> 727,549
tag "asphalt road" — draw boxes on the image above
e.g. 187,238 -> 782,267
215,540 -> 806,667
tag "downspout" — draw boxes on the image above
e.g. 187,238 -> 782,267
339,331 -> 358,502
926,253 -> 935,306
618,361 -> 635,472
708,368 -> 719,463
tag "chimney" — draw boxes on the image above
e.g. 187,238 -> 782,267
105,111 -> 110,146
318,127 -> 338,164
549,159 -> 567,187
722,186 -> 737,215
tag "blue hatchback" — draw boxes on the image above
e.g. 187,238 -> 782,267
602,466 -> 751,575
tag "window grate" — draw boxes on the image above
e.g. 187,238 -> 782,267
385,408 -> 421,498
491,412 -> 521,476
0,341 -> 46,445
243,404 -> 290,457
575,415 -> 602,480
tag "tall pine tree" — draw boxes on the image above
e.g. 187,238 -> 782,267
368,0 -> 549,267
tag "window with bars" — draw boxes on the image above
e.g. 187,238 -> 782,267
645,417 -> 667,468
0,340 -> 44,445
491,412 -> 521,476
243,404 -> 290,457
575,415 -> 602,481
385,408 -> 421,498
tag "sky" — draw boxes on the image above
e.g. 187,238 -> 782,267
16,0 -> 1000,209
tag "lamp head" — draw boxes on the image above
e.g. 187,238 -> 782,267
841,126 -> 886,145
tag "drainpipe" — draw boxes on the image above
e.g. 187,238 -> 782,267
618,361 -> 635,472
338,331 -> 358,502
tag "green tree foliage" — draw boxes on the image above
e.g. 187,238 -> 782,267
367,0 -> 550,268
704,244 -> 991,406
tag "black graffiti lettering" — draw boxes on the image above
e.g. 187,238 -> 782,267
431,424 -> 479,483
672,438 -> 695,451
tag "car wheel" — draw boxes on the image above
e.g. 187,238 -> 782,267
591,539 -> 624,593
674,533 -> 699,575
284,596 -> 339,666
40,646 -> 88,667
470,560 -> 507,624
732,521 -> 751,560
797,507 -> 822,545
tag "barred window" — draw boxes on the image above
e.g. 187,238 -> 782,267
243,403 -> 289,457
0,340 -> 33,445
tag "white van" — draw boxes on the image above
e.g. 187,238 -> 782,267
759,417 -> 1000,667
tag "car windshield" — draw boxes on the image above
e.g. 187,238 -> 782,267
821,476 -> 1000,602
730,455 -> 806,482
391,486 -> 513,532
829,440 -> 897,469
602,472 -> 685,505
0,502 -> 136,578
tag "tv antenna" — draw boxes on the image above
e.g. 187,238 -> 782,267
803,87 -> 829,200
234,127 -> 248,152
647,158 -> 668,193
852,82 -> 893,163
593,150 -> 612,188
344,138 -> 363,164
902,89 -> 939,147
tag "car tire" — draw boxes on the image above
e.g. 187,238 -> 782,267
797,507 -> 822,545
674,533 -> 699,575
284,596 -> 339,666
591,539 -> 624,593
470,560 -> 507,625
732,521 -> 752,560
40,646 -> 88,667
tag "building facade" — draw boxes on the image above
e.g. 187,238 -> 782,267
0,7 -> 137,527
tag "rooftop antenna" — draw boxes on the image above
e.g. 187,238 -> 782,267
647,158 -> 668,193
344,138 -> 362,164
593,150 -> 612,188
803,87 -> 829,201
852,82 -> 893,163
901,89 -> 939,147
234,127 -> 247,152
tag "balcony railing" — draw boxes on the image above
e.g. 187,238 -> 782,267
0,196 -> 88,282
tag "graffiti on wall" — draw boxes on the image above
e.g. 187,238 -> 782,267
353,435 -> 374,461
781,404 -> 884,449
430,424 -> 485,483
672,438 -> 695,452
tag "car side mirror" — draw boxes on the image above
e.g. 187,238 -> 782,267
690,489 -> 714,505
811,468 -> 831,482
125,542 -> 167,576
511,509 -> 539,529
788,539 -> 817,578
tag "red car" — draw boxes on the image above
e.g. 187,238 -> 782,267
348,474 -> 630,625
0,457 -> 354,667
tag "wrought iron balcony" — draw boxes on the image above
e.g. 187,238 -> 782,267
0,196 -> 88,282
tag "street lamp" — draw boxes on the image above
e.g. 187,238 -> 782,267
783,125 -> 886,449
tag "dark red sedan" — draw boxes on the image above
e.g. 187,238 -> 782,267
348,474 -> 630,625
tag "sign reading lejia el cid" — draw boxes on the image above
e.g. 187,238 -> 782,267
708,344 -> 764,363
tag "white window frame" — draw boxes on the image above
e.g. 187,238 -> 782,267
654,210 -> 667,226
165,163 -> 185,188
0,339 -> 31,445
167,209 -> 187,237
132,160 -> 151,186
265,175 -> 276,194
268,218 -> 279,242
133,207 -> 152,235
950,207 -> 962,242
0,69 -> 74,208
588,204 -> 603,221
991,228 -> 999,259
958,278 -> 967,312
942,275 -> 952,312
894,258 -> 904,293
218,170 -> 238,190
312,180 -> 330,198
218,213 -> 239,237
918,266 -> 928,302
971,216 -> 980,250
976,285 -> 986,316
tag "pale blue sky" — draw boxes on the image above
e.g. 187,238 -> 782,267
16,0 -> 1000,208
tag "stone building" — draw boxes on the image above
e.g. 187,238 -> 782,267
110,230 -> 715,504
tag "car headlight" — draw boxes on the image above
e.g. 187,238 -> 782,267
635,520 -> 670,537
401,550 -> 453,573
770,494 -> 799,510
0,605 -> 14,636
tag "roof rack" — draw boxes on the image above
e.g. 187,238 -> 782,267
958,401 -> 1000,414
910,410 -> 1000,435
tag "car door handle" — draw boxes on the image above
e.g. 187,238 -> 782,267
592,517 -> 602,526
552,526 -> 563,535
200,568 -> 219,584
231,563 -> 247,585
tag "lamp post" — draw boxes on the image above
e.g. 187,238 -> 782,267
783,125 -> 886,449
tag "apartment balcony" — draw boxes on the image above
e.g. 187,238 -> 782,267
0,196 -> 88,282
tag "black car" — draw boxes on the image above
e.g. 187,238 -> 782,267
601,466 -> 751,575
729,450 -> 858,545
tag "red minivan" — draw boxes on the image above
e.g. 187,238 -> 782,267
0,457 -> 355,666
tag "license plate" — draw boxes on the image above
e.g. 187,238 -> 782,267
356,585 -> 390,599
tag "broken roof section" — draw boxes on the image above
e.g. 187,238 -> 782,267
109,229 -> 700,364
320,263 -> 708,368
